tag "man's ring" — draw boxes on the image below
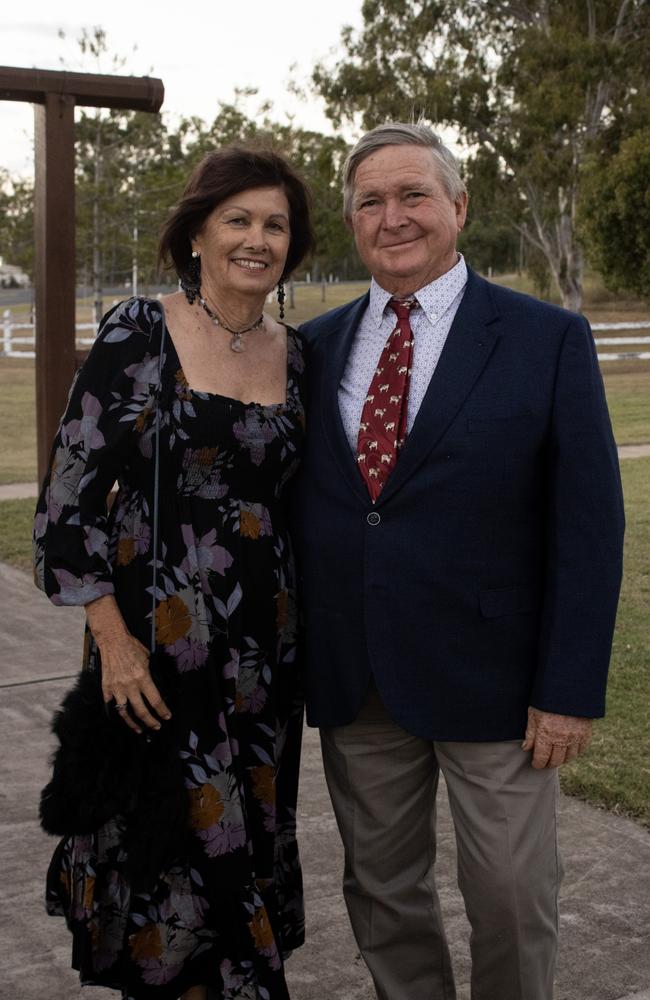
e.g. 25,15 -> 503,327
115,702 -> 128,711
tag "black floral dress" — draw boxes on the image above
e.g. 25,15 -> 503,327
33,297 -> 305,1000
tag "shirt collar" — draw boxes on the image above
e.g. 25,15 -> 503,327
368,253 -> 468,329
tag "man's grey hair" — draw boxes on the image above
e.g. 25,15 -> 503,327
342,121 -> 467,218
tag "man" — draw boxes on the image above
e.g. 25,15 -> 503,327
292,122 -> 624,1000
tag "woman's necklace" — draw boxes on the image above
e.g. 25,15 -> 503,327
197,292 -> 265,353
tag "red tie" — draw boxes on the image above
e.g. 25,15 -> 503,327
357,297 -> 417,502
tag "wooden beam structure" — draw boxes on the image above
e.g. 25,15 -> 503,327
33,92 -> 77,482
0,66 -> 164,480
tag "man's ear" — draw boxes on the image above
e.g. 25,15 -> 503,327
455,192 -> 468,232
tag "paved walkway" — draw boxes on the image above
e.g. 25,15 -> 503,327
618,443 -> 650,459
0,481 -> 39,499
1,560 -> 650,999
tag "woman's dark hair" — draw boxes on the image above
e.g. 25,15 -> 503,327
158,144 -> 315,283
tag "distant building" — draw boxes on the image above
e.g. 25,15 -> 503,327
0,257 -> 30,289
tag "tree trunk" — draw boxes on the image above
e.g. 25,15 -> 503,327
553,190 -> 584,312
555,260 -> 584,313
543,242 -> 584,313
525,183 -> 585,312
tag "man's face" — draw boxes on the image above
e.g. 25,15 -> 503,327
348,144 -> 468,295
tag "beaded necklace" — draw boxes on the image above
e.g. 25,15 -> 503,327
197,293 -> 265,353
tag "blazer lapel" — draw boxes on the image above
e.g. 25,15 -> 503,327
378,270 -> 501,505
319,293 -> 370,503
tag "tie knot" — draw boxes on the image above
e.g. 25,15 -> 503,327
389,297 -> 418,321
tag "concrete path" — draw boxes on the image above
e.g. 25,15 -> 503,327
0,481 -> 39,500
618,444 -> 650,459
1,558 -> 650,1000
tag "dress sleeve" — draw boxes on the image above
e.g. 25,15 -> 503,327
33,297 -> 166,606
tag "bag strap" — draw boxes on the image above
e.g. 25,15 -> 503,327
150,306 -> 167,654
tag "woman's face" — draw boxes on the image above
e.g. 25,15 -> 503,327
192,185 -> 291,299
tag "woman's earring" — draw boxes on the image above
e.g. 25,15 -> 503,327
277,280 -> 286,321
181,249 -> 201,304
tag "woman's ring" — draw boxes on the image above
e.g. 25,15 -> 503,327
115,701 -> 128,711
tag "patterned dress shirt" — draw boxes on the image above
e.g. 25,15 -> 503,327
338,254 -> 469,452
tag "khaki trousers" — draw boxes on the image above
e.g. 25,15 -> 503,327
320,685 -> 563,1000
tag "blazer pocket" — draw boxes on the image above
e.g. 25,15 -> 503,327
467,411 -> 532,433
479,584 -> 539,618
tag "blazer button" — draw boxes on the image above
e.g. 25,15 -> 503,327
367,511 -> 381,525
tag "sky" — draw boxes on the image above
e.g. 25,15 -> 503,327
0,0 -> 365,178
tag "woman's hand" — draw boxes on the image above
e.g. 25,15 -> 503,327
86,595 -> 171,734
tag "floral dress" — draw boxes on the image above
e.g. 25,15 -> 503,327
33,297 -> 305,1000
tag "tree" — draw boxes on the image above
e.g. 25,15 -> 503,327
458,147 -> 521,277
0,169 -> 35,279
578,128 -> 650,300
69,27 -> 181,316
75,107 -> 180,306
313,0 -> 650,309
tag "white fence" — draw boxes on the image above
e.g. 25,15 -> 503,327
2,310 -> 650,362
2,312 -> 97,359
590,321 -> 650,361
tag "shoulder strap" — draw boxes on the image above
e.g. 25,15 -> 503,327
150,306 -> 167,653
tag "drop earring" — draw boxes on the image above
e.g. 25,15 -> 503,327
277,280 -> 286,321
181,249 -> 201,304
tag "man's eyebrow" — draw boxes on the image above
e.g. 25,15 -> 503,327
355,182 -> 432,201
354,188 -> 382,201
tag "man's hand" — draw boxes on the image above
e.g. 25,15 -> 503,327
522,707 -> 593,769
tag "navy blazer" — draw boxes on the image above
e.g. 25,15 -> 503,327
291,268 -> 625,741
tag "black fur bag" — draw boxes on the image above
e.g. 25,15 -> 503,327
39,649 -> 189,892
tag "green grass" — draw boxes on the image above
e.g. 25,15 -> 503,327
0,497 -> 35,572
0,357 -> 37,483
2,458 -> 649,823
272,280 -> 370,325
560,457 -> 650,826
601,370 -> 650,445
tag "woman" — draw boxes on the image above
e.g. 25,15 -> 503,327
34,145 -> 315,1000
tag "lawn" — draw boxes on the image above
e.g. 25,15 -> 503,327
599,369 -> 650,446
0,357 -> 37,483
0,497 -> 35,572
2,457 -> 649,824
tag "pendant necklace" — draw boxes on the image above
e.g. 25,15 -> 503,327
197,293 -> 264,353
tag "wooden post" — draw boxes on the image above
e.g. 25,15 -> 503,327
33,93 -> 77,479
0,65 -> 164,482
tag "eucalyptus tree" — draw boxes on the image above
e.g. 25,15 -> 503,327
313,0 -> 650,309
